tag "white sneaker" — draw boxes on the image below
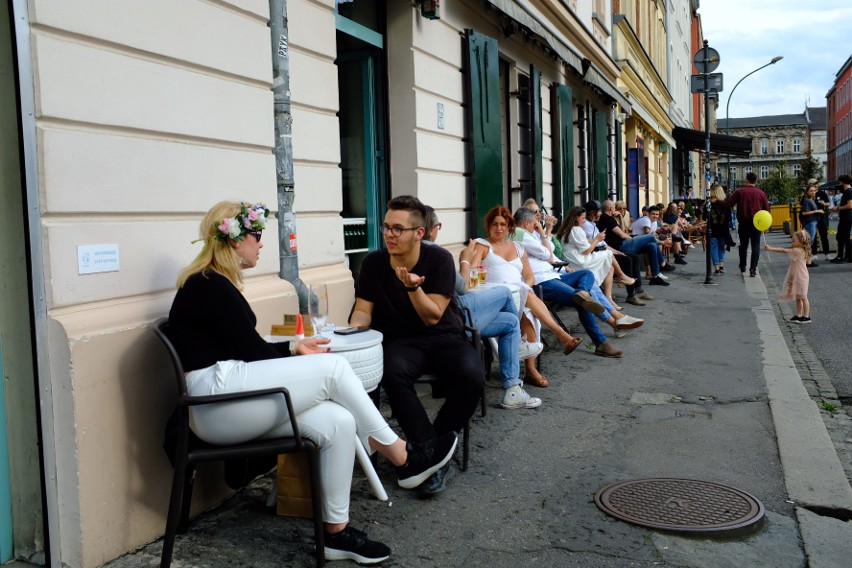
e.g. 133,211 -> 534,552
518,340 -> 544,361
500,385 -> 542,409
614,328 -> 632,339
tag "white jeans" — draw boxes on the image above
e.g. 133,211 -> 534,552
186,354 -> 397,524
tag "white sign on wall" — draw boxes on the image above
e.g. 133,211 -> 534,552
77,244 -> 120,275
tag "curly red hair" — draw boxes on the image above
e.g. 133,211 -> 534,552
483,205 -> 515,234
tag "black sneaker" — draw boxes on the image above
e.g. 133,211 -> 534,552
417,464 -> 456,498
397,432 -> 458,489
674,255 -> 688,265
798,316 -> 812,324
324,525 -> 390,564
790,316 -> 801,322
649,276 -> 670,286
829,257 -> 844,264
807,262 -> 819,268
660,263 -> 676,272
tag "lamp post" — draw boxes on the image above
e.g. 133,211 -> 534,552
724,56 -> 783,186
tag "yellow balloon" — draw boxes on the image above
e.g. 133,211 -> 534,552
753,210 -> 772,232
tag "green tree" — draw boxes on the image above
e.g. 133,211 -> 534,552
795,149 -> 823,186
758,161 -> 799,204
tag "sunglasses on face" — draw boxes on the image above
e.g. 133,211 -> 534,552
248,231 -> 262,242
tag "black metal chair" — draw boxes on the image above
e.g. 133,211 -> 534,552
153,318 -> 325,568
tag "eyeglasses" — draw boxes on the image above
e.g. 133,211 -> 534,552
248,231 -> 262,242
381,224 -> 420,237
433,222 -> 443,231
529,208 -> 541,214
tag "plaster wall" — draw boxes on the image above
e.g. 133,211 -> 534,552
26,0 -> 348,565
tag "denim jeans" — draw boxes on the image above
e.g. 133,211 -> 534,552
618,234 -> 663,276
590,286 -> 613,322
458,286 -> 520,389
538,272 -> 607,346
802,220 -> 817,249
709,236 -> 726,266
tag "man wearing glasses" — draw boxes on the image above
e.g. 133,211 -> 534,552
350,195 -> 485,496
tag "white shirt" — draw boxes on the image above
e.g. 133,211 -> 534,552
631,216 -> 653,236
516,229 -> 559,284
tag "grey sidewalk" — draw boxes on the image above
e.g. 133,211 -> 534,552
105,242 -> 852,568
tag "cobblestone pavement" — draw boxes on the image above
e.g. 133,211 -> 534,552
760,230 -> 852,491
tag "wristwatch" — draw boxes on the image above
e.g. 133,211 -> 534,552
405,283 -> 420,292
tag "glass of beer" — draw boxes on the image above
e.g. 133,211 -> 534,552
468,267 -> 479,289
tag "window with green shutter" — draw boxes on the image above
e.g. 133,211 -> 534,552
464,29 -> 503,234
593,108 -> 609,201
554,84 -> 575,211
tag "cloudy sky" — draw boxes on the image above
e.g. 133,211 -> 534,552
698,0 -> 852,119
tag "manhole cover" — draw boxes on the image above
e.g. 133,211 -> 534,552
595,478 -> 764,533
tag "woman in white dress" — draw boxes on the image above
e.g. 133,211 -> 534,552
465,206 -> 582,388
558,206 -> 634,310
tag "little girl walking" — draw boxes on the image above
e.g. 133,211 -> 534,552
764,230 -> 812,323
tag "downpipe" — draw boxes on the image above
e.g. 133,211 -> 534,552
269,0 -> 310,312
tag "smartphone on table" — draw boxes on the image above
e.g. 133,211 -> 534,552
333,326 -> 370,336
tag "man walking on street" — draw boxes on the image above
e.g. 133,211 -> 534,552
723,172 -> 769,277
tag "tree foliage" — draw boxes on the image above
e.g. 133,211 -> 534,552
757,161 -> 799,204
795,149 -> 823,186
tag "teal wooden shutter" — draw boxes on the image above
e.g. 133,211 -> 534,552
465,29 -> 502,234
594,108 -> 609,201
556,84 -> 575,210
530,65 -> 542,204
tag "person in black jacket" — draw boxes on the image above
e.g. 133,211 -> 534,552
813,180 -> 832,259
167,200 -> 457,564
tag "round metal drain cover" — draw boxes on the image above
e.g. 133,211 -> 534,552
595,478 -> 765,533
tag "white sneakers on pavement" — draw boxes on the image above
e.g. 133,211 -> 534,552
518,340 -> 544,361
500,385 -> 542,409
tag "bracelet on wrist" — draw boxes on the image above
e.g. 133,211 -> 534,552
460,260 -> 471,266
406,284 -> 420,292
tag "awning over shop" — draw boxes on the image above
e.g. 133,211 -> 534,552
487,0 -> 631,112
672,126 -> 752,157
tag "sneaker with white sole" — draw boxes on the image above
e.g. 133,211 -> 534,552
615,315 -> 644,331
396,432 -> 458,489
614,328 -> 632,338
324,525 -> 390,564
500,385 -> 542,409
518,340 -> 544,361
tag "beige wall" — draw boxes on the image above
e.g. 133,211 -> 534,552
26,0 -> 348,565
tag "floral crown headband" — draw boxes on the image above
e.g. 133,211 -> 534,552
214,202 -> 269,242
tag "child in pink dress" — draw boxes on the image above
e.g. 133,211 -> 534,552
764,230 -> 812,323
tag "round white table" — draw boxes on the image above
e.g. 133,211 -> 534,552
266,329 -> 387,500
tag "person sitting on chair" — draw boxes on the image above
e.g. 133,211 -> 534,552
423,206 -> 543,410
511,206 -> 623,358
350,195 -> 485,497
598,200 -> 674,287
166,200 -> 457,565
464,206 -> 588,387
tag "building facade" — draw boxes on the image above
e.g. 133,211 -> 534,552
612,3 -> 675,218
827,55 -> 852,179
718,107 -> 826,189
3,1 -> 639,566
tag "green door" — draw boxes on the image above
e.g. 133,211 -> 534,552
336,6 -> 387,278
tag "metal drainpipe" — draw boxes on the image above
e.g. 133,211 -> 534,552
269,0 -> 310,313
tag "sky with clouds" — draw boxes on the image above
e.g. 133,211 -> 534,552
697,0 -> 852,119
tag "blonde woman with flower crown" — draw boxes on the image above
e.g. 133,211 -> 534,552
166,201 -> 456,564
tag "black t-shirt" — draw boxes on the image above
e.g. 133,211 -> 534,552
596,213 -> 624,248
357,244 -> 464,342
800,197 -> 819,224
167,270 -> 289,372
840,188 -> 852,221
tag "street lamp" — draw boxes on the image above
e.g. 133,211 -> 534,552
724,56 -> 783,186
